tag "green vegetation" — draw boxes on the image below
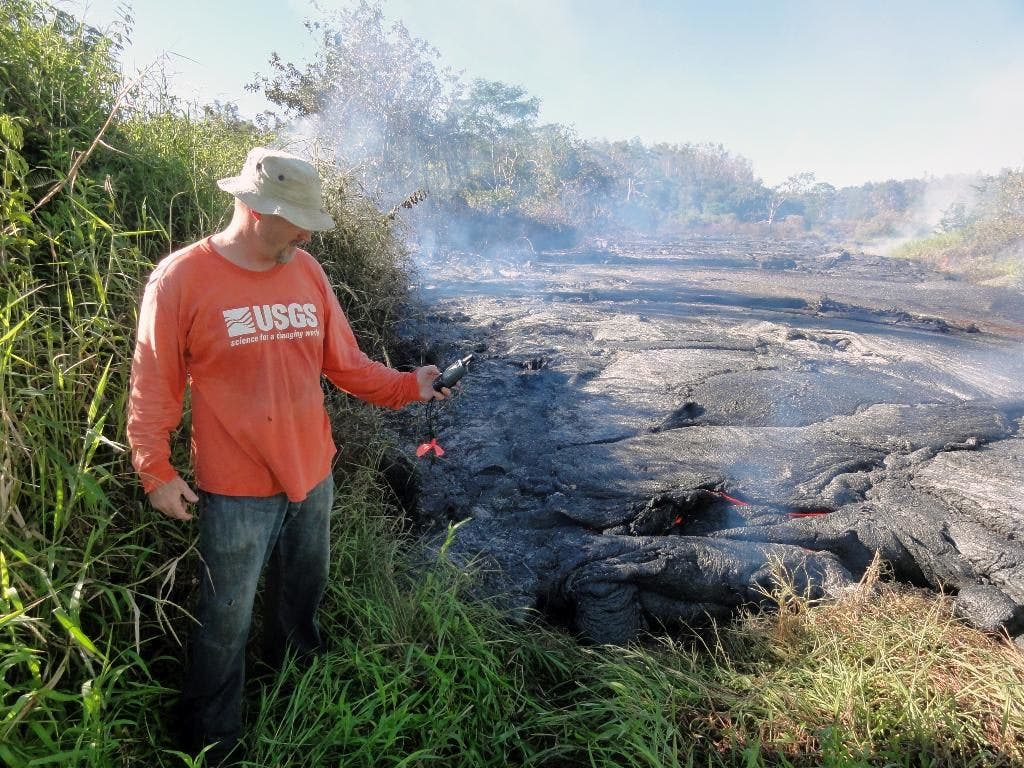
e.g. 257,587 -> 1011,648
893,231 -> 968,262
893,172 -> 1024,283
2,1 -> 1022,766
253,1 -> 767,242
255,1 -> 1024,279
0,1 -> 407,763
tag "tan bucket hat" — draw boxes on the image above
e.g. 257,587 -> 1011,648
217,147 -> 336,231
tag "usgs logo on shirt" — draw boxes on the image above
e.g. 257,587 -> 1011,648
222,303 -> 319,337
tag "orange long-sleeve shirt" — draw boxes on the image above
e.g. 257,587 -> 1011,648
127,238 -> 422,501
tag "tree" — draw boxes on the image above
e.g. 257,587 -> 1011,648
450,79 -> 539,196
767,171 -> 815,232
252,0 -> 456,198
968,169 -> 1024,258
800,181 -> 837,230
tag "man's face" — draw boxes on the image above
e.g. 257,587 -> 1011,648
253,212 -> 312,264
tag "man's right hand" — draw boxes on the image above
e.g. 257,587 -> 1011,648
148,477 -> 199,521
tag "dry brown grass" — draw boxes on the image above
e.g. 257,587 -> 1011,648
714,553 -> 1024,764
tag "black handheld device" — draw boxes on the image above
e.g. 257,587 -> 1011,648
433,354 -> 474,391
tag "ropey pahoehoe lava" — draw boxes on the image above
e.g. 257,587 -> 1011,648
404,236 -> 1024,647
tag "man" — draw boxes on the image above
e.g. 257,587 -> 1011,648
126,147 -> 449,763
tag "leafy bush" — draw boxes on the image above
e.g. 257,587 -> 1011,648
893,170 -> 1023,281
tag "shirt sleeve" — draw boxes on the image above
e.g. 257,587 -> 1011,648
318,270 -> 421,408
126,268 -> 188,493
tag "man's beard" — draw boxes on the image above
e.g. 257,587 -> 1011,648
276,244 -> 299,264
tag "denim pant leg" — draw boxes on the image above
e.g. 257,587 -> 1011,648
180,490 -> 287,754
263,475 -> 333,667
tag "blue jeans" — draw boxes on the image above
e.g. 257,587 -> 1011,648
179,475 -> 333,757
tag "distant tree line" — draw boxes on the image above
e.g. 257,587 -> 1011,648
243,1 -> 1010,262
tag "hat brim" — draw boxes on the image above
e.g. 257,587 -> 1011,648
217,178 -> 336,232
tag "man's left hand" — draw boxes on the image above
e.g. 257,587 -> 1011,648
415,365 -> 451,401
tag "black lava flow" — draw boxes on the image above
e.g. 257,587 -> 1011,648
395,236 -> 1024,647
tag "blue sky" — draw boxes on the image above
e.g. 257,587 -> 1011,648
72,0 -> 1024,188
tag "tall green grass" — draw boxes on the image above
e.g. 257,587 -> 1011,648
0,2 -> 423,763
0,3 -> 256,763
